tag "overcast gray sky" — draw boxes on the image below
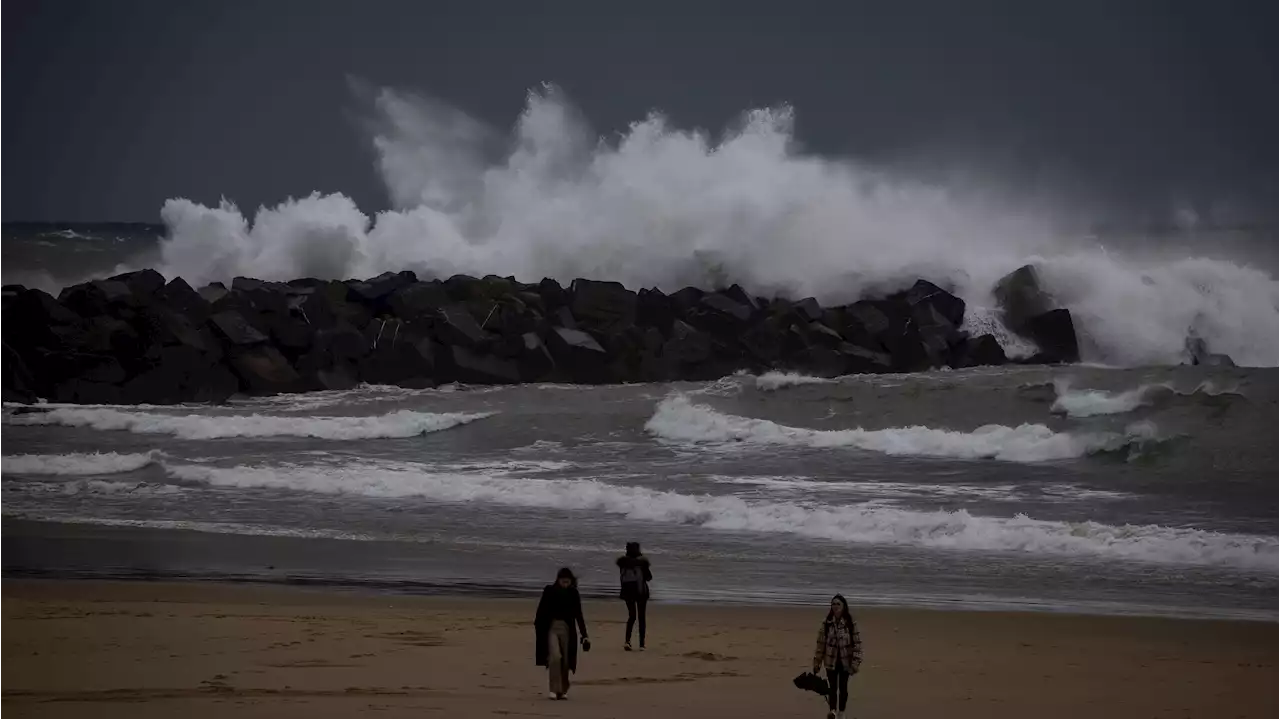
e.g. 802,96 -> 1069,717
3,0 -> 1274,224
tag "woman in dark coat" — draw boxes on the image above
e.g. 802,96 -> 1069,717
616,541 -> 653,650
534,567 -> 589,700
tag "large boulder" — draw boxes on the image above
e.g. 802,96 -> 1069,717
840,343 -> 893,373
953,334 -> 1008,368
546,326 -> 610,383
58,279 -> 138,316
449,345 -> 522,385
348,271 -> 418,305
1184,336 -> 1236,367
154,278 -> 210,322
635,288 -> 674,334
899,279 -> 965,328
436,304 -> 492,348
227,346 -> 305,394
209,310 -> 268,346
1023,309 -> 1080,364
570,279 -> 637,331
108,269 -> 166,298
387,281 -> 450,320
517,332 -> 556,381
662,320 -> 712,365
993,265 -> 1054,331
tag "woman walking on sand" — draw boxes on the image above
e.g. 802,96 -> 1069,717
812,594 -> 862,719
534,567 -> 589,700
616,541 -> 652,651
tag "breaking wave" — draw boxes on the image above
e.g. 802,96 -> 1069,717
645,394 -> 1155,463
1049,379 -> 1245,418
142,84 -> 1277,368
164,460 -> 1275,571
753,372 -> 835,391
2,451 -> 164,475
2,407 -> 493,440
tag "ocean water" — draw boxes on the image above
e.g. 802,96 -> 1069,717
4,366 -> 1276,619
3,87 -> 1277,619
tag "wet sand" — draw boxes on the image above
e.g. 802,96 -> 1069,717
2,580 -> 1274,718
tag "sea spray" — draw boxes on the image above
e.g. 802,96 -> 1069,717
151,85 -> 1278,367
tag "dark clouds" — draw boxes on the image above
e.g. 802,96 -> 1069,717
3,0 -> 1274,223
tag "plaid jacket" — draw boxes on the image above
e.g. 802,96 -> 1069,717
813,618 -> 863,672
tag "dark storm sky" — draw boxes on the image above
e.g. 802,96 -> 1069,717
3,0 -> 1275,224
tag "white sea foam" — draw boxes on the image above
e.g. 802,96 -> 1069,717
645,394 -> 1150,462
1051,382 -> 1159,418
3,407 -> 494,440
143,84 -> 1277,368
164,460 -> 1276,571
1049,379 -> 1241,418
0,512 -> 376,541
2,451 -> 164,476
2,478 -> 185,496
753,372 -> 834,391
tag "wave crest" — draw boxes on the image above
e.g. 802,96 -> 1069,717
3,407 -> 493,440
645,394 -> 1154,463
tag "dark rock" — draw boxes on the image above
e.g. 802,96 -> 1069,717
805,322 -> 845,349
356,323 -> 438,386
840,343 -> 894,373
349,271 -> 417,304
449,345 -> 522,385
119,345 -> 231,404
315,365 -> 361,391
570,279 -> 637,331
1023,309 -> 1080,364
636,288 -> 674,334
198,282 -> 229,304
741,321 -> 785,363
1185,336 -> 1236,367
52,378 -> 123,405
954,334 -> 1007,368
436,304 -> 492,348
58,280 -> 137,316
82,316 -> 144,359
845,301 -> 892,339
3,289 -> 82,351
794,297 -> 823,323
668,286 -> 705,313
209,311 -> 269,346
109,269 -> 166,298
442,274 -> 482,302
719,284 -> 761,315
551,306 -> 578,329
517,332 -> 556,381
698,292 -> 752,325
993,265 -> 1053,331
155,278 -> 210,321
388,281 -> 450,320
796,346 -> 847,377
227,346 -> 305,394
537,278 -> 569,310
900,279 -> 966,328
663,320 -> 712,365
547,326 -> 610,382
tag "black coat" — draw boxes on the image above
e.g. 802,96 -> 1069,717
616,555 -> 653,599
534,584 -> 587,672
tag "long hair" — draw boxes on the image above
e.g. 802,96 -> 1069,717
824,594 -> 855,632
625,541 -> 641,558
555,567 -> 578,587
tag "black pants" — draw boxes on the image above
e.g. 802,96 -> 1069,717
623,596 -> 647,645
826,664 -> 850,712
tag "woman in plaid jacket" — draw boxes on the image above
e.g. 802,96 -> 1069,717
811,594 -> 862,719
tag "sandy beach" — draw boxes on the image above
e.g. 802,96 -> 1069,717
2,580 -> 1274,718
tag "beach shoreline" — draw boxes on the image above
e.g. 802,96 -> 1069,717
3,579 -> 1275,719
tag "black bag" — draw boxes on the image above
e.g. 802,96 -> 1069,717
792,671 -> 830,696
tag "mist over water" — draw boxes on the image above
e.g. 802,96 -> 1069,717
150,84 -> 1277,367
